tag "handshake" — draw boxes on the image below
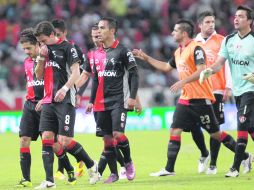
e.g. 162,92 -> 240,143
199,68 -> 213,84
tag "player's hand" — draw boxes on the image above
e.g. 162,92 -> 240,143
35,100 -> 43,112
243,73 -> 254,83
75,94 -> 81,108
39,44 -> 48,58
199,68 -> 213,84
132,49 -> 148,61
170,80 -> 184,94
127,98 -> 136,111
54,88 -> 67,102
85,103 -> 93,113
223,87 -> 232,102
134,101 -> 142,115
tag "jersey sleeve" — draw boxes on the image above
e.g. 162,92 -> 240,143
218,38 -> 229,59
122,47 -> 137,70
66,44 -> 81,67
194,46 -> 206,65
74,44 -> 85,66
82,52 -> 92,73
168,56 -> 176,68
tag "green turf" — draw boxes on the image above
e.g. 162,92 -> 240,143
0,130 -> 253,190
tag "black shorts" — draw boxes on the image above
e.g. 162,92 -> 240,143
213,94 -> 225,125
39,103 -> 76,137
171,101 -> 220,134
235,92 -> 254,131
19,101 -> 41,141
96,107 -> 127,136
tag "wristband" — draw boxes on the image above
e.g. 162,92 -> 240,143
62,85 -> 69,92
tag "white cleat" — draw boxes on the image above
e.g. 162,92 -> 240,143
34,180 -> 56,189
225,168 -> 239,177
198,155 -> 210,173
119,167 -> 127,180
88,161 -> 100,185
206,166 -> 217,175
241,153 -> 252,174
150,169 -> 176,177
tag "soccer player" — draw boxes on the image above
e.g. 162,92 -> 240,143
51,19 -> 85,179
200,5 -> 254,177
133,19 -> 249,177
33,21 -> 99,189
16,28 -> 75,188
77,23 -> 142,180
88,17 -> 139,183
193,11 -> 233,174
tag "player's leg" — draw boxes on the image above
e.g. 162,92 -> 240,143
116,146 -> 126,179
225,98 -> 253,177
17,101 -> 40,187
207,94 -> 224,174
150,103 -> 190,177
35,104 -> 57,189
56,103 -> 99,184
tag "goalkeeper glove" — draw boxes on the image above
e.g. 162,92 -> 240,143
243,73 -> 254,83
199,68 -> 213,84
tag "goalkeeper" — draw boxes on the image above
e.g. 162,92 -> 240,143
199,5 -> 254,178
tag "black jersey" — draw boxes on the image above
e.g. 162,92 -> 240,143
90,40 -> 138,111
42,39 -> 80,106
24,57 -> 44,102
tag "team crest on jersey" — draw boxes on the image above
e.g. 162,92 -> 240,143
64,125 -> 69,131
239,116 -> 246,123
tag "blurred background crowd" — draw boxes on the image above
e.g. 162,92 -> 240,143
0,0 -> 253,106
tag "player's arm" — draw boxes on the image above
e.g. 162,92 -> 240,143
35,45 -> 48,80
132,49 -> 173,72
134,94 -> 142,115
76,70 -> 91,88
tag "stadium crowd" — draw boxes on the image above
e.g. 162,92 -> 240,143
0,0 -> 253,92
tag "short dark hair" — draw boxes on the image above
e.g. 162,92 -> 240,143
91,23 -> 99,31
33,21 -> 55,37
51,19 -> 66,32
100,17 -> 118,34
20,28 -> 37,45
237,5 -> 253,20
197,11 -> 215,24
176,19 -> 195,38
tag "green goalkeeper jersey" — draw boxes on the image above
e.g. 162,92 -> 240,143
219,31 -> 254,96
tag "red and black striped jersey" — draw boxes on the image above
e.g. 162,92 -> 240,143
90,40 -> 138,111
24,57 -> 44,102
42,39 -> 80,106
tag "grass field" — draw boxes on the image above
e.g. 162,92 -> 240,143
1,130 -> 253,190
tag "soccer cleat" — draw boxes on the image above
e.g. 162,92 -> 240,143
54,171 -> 65,180
16,179 -> 32,187
88,161 -> 100,185
75,161 -> 85,178
125,161 -> 136,180
104,173 -> 119,184
67,171 -> 77,185
225,168 -> 239,177
34,180 -> 56,189
241,153 -> 252,174
206,166 -> 217,175
119,167 -> 127,180
198,155 -> 210,173
199,68 -> 213,84
150,169 -> 176,177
